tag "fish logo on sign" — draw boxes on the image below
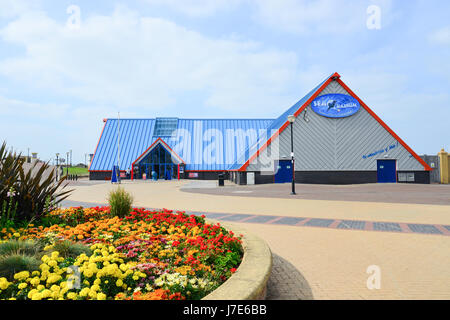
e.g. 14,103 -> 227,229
311,94 -> 361,118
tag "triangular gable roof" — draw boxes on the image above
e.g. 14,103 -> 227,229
131,137 -> 185,167
227,73 -> 334,170
237,72 -> 431,171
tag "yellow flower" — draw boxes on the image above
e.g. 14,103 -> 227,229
18,282 -> 28,289
0,277 -> 11,290
46,274 -> 62,284
67,292 -> 77,300
27,289 -> 37,299
50,285 -> 60,292
14,271 -> 30,281
88,290 -> 97,299
41,289 -> 52,299
79,288 -> 90,297
116,279 -> 123,287
97,292 -> 107,300
31,293 -> 42,300
47,260 -> 57,267
83,269 -> 93,278
119,264 -> 128,272
91,284 -> 100,292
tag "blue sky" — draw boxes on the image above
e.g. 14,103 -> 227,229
0,0 -> 449,164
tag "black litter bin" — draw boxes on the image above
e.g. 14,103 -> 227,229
218,173 -> 225,187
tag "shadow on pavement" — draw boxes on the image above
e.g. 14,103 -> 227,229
266,254 -> 314,300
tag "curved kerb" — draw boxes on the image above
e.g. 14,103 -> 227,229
202,219 -> 272,300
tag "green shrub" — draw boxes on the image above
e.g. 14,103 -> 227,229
47,240 -> 92,259
0,240 -> 42,257
0,141 -> 73,225
107,186 -> 133,218
0,254 -> 40,281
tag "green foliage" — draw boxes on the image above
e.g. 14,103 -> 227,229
107,186 -> 134,218
214,250 -> 241,271
0,239 -> 90,281
47,240 -> 92,259
0,239 -> 42,257
0,254 -> 40,281
0,141 -> 73,225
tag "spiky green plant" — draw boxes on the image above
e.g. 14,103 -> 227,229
0,254 -> 40,281
107,186 -> 134,218
47,240 -> 92,259
0,141 -> 73,224
0,240 -> 42,257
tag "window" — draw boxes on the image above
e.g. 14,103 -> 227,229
153,118 -> 178,137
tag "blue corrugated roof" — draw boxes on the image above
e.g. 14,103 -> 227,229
89,118 -> 274,171
90,73 -> 334,172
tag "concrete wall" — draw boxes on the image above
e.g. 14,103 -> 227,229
438,149 -> 449,184
247,80 -> 425,173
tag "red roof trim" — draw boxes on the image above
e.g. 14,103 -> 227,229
239,73 -> 338,171
184,170 -> 227,172
88,119 -> 107,172
336,78 -> 431,171
131,137 -> 185,169
239,72 -> 430,172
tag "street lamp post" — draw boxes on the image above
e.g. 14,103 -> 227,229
287,115 -> 296,195
66,152 -> 69,177
56,153 -> 59,182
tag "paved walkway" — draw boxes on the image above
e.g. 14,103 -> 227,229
62,180 -> 450,299
182,180 -> 450,206
62,199 -> 450,237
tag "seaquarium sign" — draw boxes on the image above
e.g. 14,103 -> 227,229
311,94 -> 360,118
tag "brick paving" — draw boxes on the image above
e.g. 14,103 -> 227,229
266,254 -> 313,300
181,181 -> 450,206
62,200 -> 450,237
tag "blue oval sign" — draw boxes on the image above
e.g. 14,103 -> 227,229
311,94 -> 360,118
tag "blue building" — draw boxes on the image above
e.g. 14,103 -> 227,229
89,73 -> 431,184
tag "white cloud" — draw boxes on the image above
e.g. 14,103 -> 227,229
251,0 -> 394,35
0,6 -> 299,115
429,26 -> 450,45
141,0 -> 243,17
0,95 -> 69,119
0,0 -> 38,18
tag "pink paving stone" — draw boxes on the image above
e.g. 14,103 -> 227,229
295,218 -> 311,226
398,223 -> 414,234
434,225 -> 450,236
365,221 -> 374,231
265,216 -> 285,224
328,220 -> 342,229
238,215 -> 259,223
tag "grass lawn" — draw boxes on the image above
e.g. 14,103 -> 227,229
65,166 -> 89,176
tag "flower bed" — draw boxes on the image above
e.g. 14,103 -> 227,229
0,207 -> 243,300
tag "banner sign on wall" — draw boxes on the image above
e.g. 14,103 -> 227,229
311,94 -> 360,118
